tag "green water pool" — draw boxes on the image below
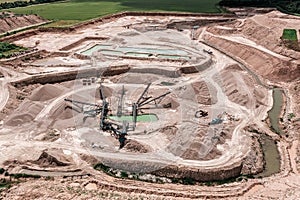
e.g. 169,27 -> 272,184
108,114 -> 158,122
80,44 -> 190,59
118,47 -> 188,55
100,50 -> 123,56
81,44 -> 112,56
157,55 -> 190,60
125,52 -> 152,58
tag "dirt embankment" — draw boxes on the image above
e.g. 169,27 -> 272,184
0,12 -> 48,34
202,11 -> 300,82
203,34 -> 300,82
152,161 -> 243,182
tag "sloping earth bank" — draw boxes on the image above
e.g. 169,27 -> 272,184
202,11 -> 300,83
0,12 -> 48,34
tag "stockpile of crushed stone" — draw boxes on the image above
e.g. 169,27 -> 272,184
5,100 -> 44,126
29,84 -> 64,101
5,84 -> 67,126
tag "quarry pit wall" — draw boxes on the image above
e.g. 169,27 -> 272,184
11,65 -> 131,87
151,161 -> 243,182
12,62 -> 213,86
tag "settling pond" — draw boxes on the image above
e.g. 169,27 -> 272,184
108,114 -> 158,122
81,44 -> 191,60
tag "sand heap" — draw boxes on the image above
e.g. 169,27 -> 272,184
29,84 -> 64,101
192,81 -> 217,105
5,84 -> 66,126
5,100 -> 44,126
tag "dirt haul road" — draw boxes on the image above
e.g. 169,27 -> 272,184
0,47 -> 255,170
0,68 -> 10,113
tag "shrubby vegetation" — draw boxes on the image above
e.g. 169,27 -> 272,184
0,0 -> 63,10
0,169 -> 41,190
0,42 -> 19,52
219,0 -> 300,14
0,42 -> 26,59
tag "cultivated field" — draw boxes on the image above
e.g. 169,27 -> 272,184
6,0 -> 221,22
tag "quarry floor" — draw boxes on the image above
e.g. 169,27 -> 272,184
0,11 -> 299,199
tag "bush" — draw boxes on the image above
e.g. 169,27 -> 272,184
120,171 -> 128,178
94,163 -> 110,172
0,42 -> 19,53
182,177 -> 195,185
219,0 -> 300,15
288,113 -> 296,121
10,173 -> 41,179
0,42 -> 27,59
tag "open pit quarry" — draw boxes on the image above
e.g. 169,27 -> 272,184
0,11 -> 300,199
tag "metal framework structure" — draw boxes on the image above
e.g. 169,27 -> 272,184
64,83 -> 170,148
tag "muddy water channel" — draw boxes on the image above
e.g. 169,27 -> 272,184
254,134 -> 280,178
241,68 -> 283,177
214,48 -> 284,177
268,89 -> 284,135
253,89 -> 283,177
239,66 -> 283,177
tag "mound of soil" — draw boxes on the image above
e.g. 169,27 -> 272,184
226,64 -> 243,71
218,71 -> 250,107
50,102 -> 76,120
29,84 -> 64,101
79,154 -> 99,166
5,100 -> 44,126
160,96 -> 179,109
33,151 -> 69,167
95,85 -> 112,98
192,81 -> 217,105
124,139 -> 150,153
181,143 -> 222,161
160,125 -> 178,140
0,12 -> 48,34
113,73 -> 160,84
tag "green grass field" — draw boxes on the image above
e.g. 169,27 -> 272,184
282,29 -> 298,41
6,0 -> 221,23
